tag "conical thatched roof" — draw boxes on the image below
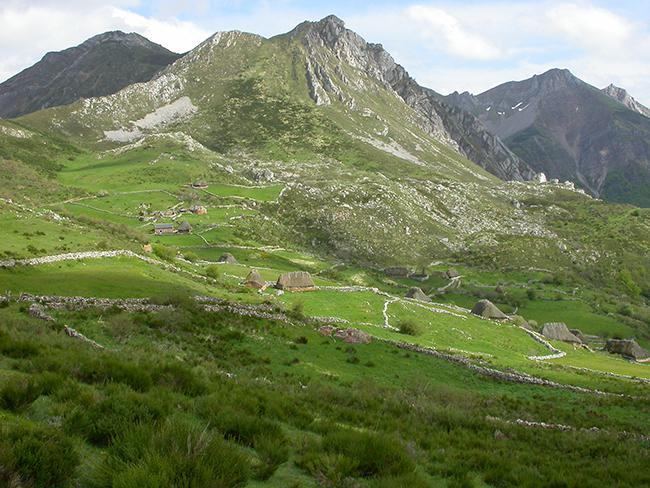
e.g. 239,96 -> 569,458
244,269 -> 265,289
276,271 -> 315,291
218,253 -> 237,264
446,268 -> 460,279
471,299 -> 508,320
541,323 -> 582,343
177,220 -> 192,233
405,287 -> 431,302
605,339 -> 649,361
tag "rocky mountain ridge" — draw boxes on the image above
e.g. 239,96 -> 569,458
295,16 -> 533,181
602,83 -> 650,118
443,69 -> 650,206
0,31 -> 181,118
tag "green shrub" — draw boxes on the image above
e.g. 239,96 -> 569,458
64,385 -> 169,446
205,265 -> 222,280
0,372 -> 63,411
183,251 -> 199,262
152,244 -> 177,261
0,423 -> 79,488
153,362 -> 208,397
88,418 -> 250,488
397,320 -> 420,336
299,429 -> 415,482
0,333 -> 39,358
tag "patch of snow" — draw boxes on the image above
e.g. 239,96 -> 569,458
486,106 -> 491,111
511,102 -> 523,110
518,104 -> 530,111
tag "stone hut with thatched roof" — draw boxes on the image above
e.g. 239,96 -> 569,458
471,299 -> 508,320
405,287 -> 431,303
541,323 -> 583,344
244,269 -> 266,290
177,221 -> 192,234
218,253 -> 237,264
605,339 -> 649,361
276,271 -> 315,292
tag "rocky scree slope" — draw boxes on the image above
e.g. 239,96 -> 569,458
0,31 -> 181,119
443,69 -> 650,206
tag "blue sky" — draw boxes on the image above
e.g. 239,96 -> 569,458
2,1 -> 650,104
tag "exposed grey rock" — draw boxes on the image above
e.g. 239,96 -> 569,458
602,84 -> 650,118
471,299 -> 508,320
605,339 -> 649,361
405,287 -> 431,302
541,322 -> 583,344
333,327 -> 372,344
295,16 -> 534,182
28,303 -> 54,322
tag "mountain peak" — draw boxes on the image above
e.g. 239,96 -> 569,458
602,83 -> 650,118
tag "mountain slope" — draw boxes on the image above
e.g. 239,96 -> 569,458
602,84 -> 650,118
0,31 -> 181,119
443,69 -> 650,206
294,16 -> 533,181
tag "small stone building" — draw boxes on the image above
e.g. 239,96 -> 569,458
218,253 -> 237,264
405,287 -> 431,303
605,339 -> 649,361
541,323 -> 583,344
276,271 -> 316,292
244,269 -> 266,289
177,221 -> 192,234
154,223 -> 174,235
471,299 -> 508,320
191,205 -> 207,215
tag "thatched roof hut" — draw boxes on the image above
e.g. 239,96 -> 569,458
446,268 -> 460,279
605,339 -> 649,361
218,253 -> 237,264
471,299 -> 508,320
276,271 -> 315,291
177,221 -> 192,233
244,269 -> 266,289
541,323 -> 582,344
405,287 -> 431,303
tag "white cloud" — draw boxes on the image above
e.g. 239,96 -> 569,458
406,5 -> 502,60
109,7 -> 211,52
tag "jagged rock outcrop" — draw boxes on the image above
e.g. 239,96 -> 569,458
471,300 -> 508,320
541,323 -> 583,344
294,15 -> 533,181
605,339 -> 649,361
602,84 -> 650,118
0,31 -> 180,119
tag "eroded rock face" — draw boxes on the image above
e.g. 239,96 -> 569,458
605,339 -> 650,361
296,15 -> 533,182
541,323 -> 583,344
471,300 -> 508,320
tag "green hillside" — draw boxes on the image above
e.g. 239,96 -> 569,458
1,16 -> 649,488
